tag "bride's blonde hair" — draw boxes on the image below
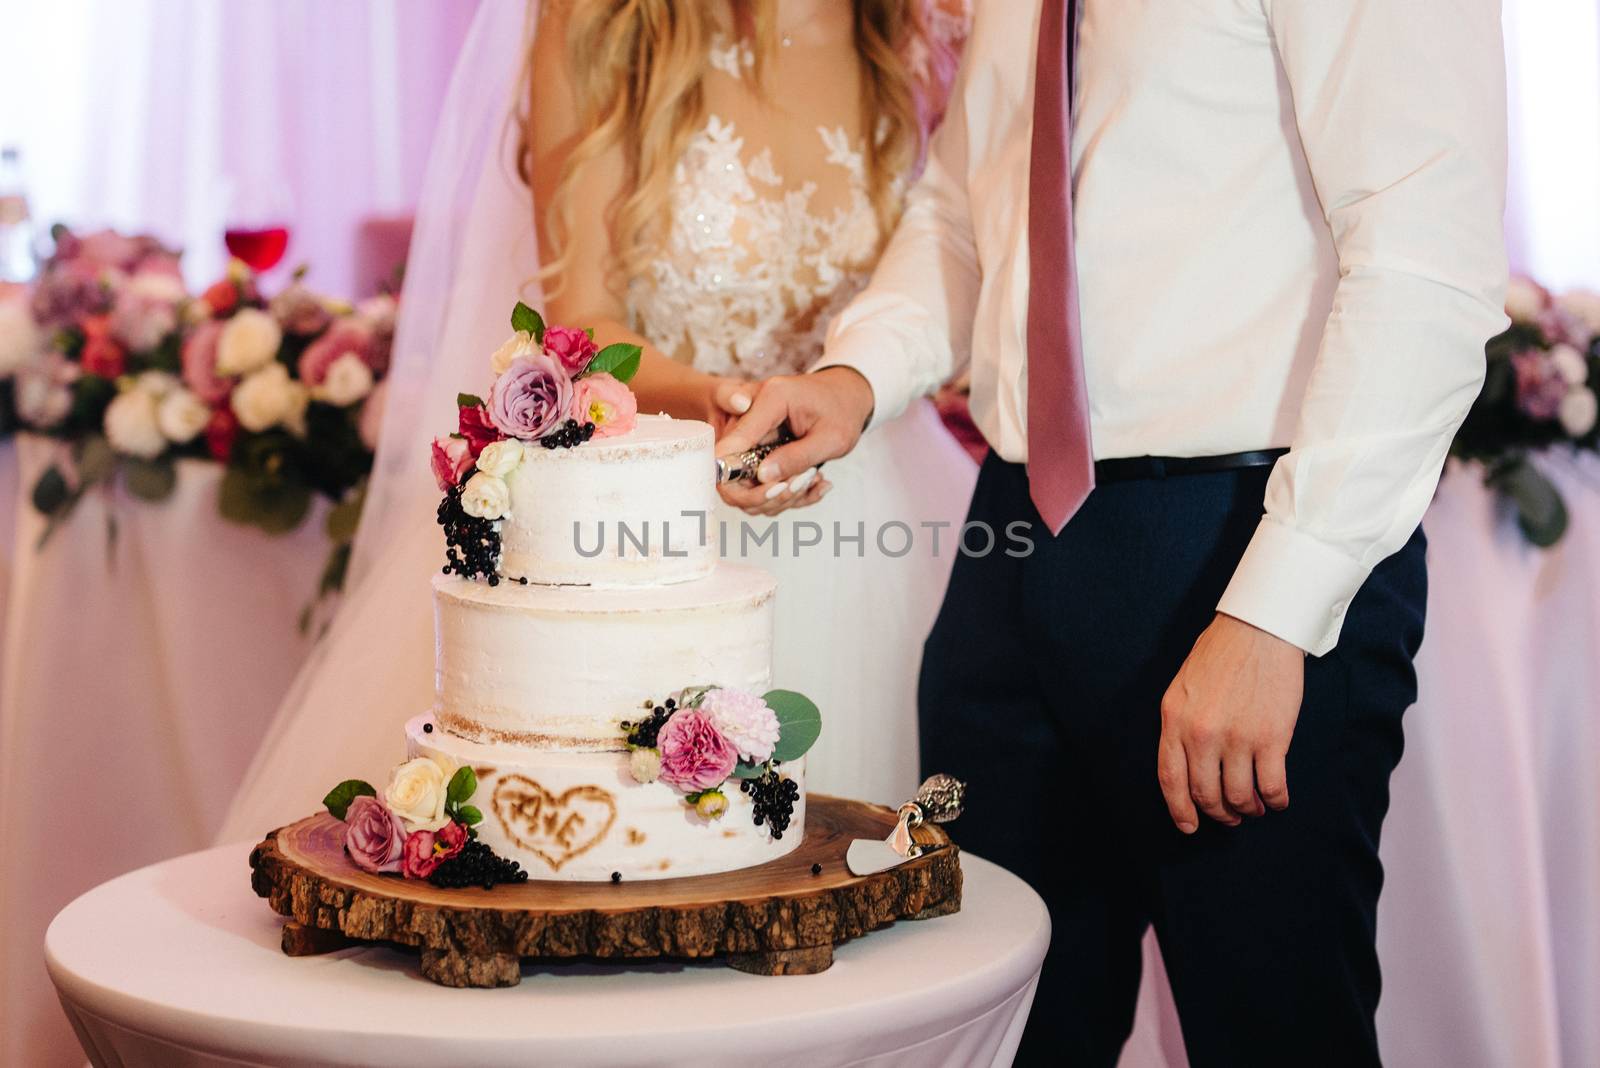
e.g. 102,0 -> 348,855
521,0 -> 954,293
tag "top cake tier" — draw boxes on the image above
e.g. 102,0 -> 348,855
500,415 -> 716,587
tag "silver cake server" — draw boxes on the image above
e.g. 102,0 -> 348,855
846,774 -> 966,877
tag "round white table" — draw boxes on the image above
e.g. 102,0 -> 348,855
47,844 -> 1049,1068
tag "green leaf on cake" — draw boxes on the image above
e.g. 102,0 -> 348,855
584,342 -> 642,384
447,765 -> 478,805
322,779 -> 376,821
510,301 -> 545,342
124,456 -> 177,502
765,690 -> 822,763
457,392 -> 484,410
457,804 -> 483,826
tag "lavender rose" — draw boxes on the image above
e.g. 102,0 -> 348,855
657,709 -> 738,793
487,353 -> 573,441
345,795 -> 406,874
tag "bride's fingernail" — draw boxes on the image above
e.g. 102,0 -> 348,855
765,482 -> 788,501
757,461 -> 780,482
730,392 -> 752,413
788,467 -> 817,493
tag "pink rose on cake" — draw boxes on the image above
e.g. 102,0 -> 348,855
487,353 -> 573,441
656,708 -> 738,792
571,372 -> 637,438
344,795 -> 406,874
431,436 -> 473,491
700,688 -> 780,764
542,325 -> 599,374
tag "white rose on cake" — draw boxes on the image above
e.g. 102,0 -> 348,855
384,756 -> 457,833
104,388 -> 166,459
231,363 -> 306,432
474,439 -> 523,478
489,330 -> 537,376
158,388 -> 212,444
0,299 -> 42,375
460,471 -> 511,520
215,307 -> 283,375
311,352 -> 374,406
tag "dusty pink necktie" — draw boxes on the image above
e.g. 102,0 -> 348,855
1027,0 -> 1094,536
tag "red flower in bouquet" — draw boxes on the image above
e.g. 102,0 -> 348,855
200,279 -> 239,318
458,404 -> 500,458
205,408 -> 239,462
79,316 -> 127,379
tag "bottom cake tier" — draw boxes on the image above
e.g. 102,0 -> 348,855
405,715 -> 806,881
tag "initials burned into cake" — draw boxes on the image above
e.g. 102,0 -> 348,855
316,303 -> 819,885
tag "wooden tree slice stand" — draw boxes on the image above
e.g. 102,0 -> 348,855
250,795 -> 961,987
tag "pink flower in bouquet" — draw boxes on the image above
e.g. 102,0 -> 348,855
401,830 -> 443,879
431,435 -> 473,491
298,318 -> 376,386
458,404 -> 500,457
344,795 -> 406,874
1512,349 -> 1569,421
434,820 -> 468,863
110,271 -> 185,352
79,316 -> 126,379
181,319 -> 233,405
271,282 -> 334,336
31,263 -> 109,330
73,229 -> 146,273
542,326 -> 599,374
570,373 -> 637,439
487,353 -> 573,441
656,709 -> 738,793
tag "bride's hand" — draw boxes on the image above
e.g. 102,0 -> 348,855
705,376 -> 755,437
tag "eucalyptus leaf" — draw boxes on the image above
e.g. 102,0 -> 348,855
765,689 -> 822,763
732,760 -> 766,780
322,779 -> 377,821
124,456 -> 177,501
1490,457 -> 1568,548
511,301 -> 545,342
584,342 -> 642,384
31,466 -> 70,516
447,765 -> 478,805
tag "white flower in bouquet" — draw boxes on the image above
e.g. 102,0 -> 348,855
1559,386 -> 1598,438
215,307 -> 283,376
0,299 -> 43,376
356,293 -> 397,333
135,370 -> 181,397
489,330 -> 537,376
157,388 -> 211,444
1550,344 -> 1590,387
231,362 -> 305,432
384,755 -> 456,833
311,352 -> 375,406
15,362 -> 73,429
474,439 -> 524,478
1557,290 -> 1600,334
1505,277 -> 1547,324
104,388 -> 167,459
459,470 -> 511,520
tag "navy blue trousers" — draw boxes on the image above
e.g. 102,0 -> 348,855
920,454 -> 1427,1068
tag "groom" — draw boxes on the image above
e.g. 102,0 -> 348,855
720,1 -> 1508,1064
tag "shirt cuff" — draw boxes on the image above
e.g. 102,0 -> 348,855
1217,517 -> 1371,657
811,334 -> 912,433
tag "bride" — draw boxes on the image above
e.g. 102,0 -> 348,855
220,0 -> 975,842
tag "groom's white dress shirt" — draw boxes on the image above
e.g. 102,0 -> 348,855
816,0 -> 1509,656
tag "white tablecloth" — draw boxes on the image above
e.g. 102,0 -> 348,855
45,846 -> 1049,1068
0,433 -> 329,1068
1122,452 -> 1600,1067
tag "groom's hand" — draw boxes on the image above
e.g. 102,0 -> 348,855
1157,613 -> 1304,833
715,367 -> 875,514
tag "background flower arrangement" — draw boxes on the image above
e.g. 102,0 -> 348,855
0,225 -> 394,611
1452,279 -> 1600,546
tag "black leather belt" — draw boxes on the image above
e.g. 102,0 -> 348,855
1093,448 -> 1288,484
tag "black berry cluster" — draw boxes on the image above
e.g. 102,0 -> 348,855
438,485 -> 504,583
741,767 -> 799,839
427,839 -> 530,890
622,696 -> 676,748
540,419 -> 597,450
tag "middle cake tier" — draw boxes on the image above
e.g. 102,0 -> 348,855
434,565 -> 776,750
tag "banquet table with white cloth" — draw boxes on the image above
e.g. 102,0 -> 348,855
45,846 -> 1049,1068
0,432 -> 330,1068
1122,451 -> 1600,1068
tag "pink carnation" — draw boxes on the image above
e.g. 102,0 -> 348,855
570,373 -> 637,439
543,326 -> 599,374
431,435 -> 473,491
401,829 -> 442,879
298,318 -> 376,386
344,795 -> 406,874
181,319 -> 232,404
700,688 -> 780,764
656,708 -> 738,793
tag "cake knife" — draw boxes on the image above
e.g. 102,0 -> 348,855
846,774 -> 967,877
715,424 -> 798,484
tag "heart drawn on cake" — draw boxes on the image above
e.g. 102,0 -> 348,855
491,775 -> 618,871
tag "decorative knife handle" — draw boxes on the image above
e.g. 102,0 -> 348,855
897,773 -> 967,829
715,424 -> 797,484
